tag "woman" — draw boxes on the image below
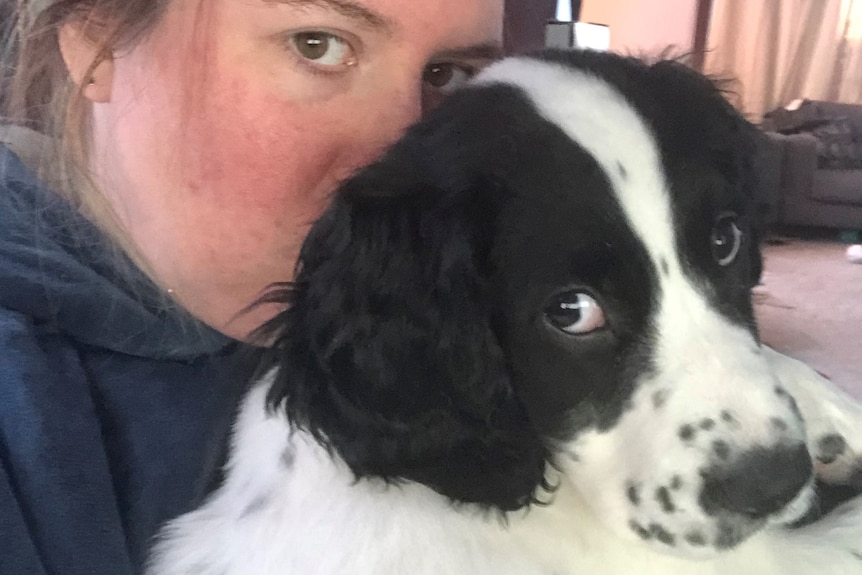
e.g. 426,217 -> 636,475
0,0 -> 504,573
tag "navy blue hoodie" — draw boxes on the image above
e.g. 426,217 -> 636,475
0,146 -> 254,574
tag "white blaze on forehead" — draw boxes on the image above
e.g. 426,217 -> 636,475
470,61 -> 805,544
474,58 -> 769,393
474,57 -> 678,274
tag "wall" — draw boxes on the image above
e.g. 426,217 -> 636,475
504,0 -> 557,53
581,0 -> 698,56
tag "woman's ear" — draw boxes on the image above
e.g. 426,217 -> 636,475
58,20 -> 114,103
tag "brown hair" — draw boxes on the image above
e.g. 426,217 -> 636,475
1,0 -> 167,234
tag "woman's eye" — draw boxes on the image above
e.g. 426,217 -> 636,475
544,291 -> 607,336
711,212 -> 743,267
291,32 -> 355,68
422,63 -> 474,94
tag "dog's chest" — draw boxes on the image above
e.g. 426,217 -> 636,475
145,382 -> 813,575
145,383 -> 569,575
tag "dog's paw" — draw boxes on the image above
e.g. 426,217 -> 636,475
809,414 -> 862,489
763,348 -> 862,489
797,381 -> 862,489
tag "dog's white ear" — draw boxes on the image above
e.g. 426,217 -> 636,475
257,88 -> 554,511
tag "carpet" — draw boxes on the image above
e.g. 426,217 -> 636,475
755,238 -> 862,399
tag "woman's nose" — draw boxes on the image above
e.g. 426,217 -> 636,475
372,84 -> 424,148
346,82 -> 424,169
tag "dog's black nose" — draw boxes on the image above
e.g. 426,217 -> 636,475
699,444 -> 812,519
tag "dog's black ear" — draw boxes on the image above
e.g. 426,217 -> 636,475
728,103 -> 767,288
259,98 -> 550,511
745,130 -> 769,286
648,59 -> 766,287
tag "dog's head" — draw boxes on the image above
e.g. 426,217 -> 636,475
261,51 -> 813,558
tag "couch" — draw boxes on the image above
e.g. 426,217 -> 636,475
760,100 -> 862,230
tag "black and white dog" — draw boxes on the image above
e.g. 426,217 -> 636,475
148,51 -> 862,574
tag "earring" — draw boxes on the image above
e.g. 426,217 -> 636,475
87,78 -> 95,85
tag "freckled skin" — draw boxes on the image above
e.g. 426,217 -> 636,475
88,0 -> 504,340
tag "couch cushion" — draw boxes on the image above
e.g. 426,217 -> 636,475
764,100 -> 862,139
810,168 -> 862,206
810,118 -> 862,169
763,101 -> 831,133
805,101 -> 862,135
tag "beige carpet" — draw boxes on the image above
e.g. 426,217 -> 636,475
754,238 -> 862,399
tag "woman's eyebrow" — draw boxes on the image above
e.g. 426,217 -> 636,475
434,43 -> 505,62
268,0 -> 394,32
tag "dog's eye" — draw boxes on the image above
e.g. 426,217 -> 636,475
711,212 -> 743,267
544,291 -> 606,335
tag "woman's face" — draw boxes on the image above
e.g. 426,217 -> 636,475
88,0 -> 504,340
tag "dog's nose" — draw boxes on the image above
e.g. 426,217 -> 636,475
699,444 -> 812,519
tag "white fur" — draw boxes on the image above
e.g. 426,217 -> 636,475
148,58 -> 862,575
147,378 -> 862,575
764,347 -> 862,485
478,58 -> 816,554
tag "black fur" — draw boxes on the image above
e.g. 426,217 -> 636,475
259,86 -> 557,511
257,51 -> 765,512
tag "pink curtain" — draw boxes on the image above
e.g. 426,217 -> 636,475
706,0 -> 862,120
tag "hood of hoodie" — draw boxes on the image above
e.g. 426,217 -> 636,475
0,145 -> 232,359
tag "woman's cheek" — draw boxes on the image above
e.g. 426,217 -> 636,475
185,87 -> 352,217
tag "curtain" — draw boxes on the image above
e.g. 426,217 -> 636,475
705,0 -> 862,121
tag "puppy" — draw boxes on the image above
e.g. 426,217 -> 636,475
147,50 -> 862,575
